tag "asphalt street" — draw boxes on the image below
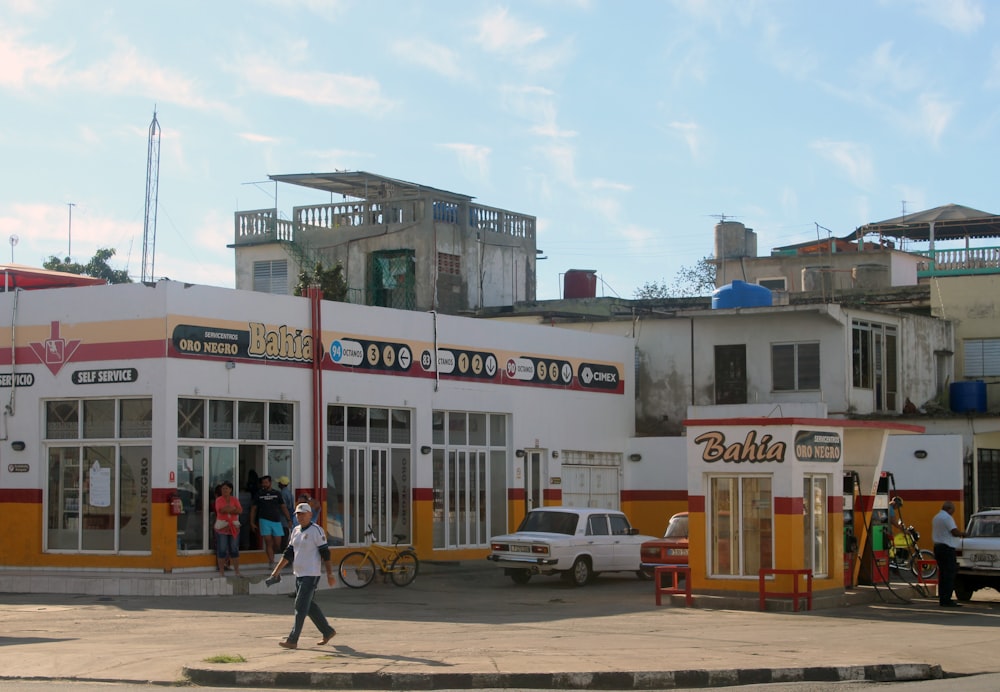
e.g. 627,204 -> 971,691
1,562 -> 998,689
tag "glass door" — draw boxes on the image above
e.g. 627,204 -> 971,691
344,446 -> 391,544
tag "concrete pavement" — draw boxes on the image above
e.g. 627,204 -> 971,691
1,562 -> 998,689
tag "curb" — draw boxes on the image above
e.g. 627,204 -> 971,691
183,663 -> 943,689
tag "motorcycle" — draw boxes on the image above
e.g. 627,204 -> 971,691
888,525 -> 937,580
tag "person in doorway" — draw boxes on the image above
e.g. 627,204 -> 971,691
278,476 -> 294,549
269,502 -> 337,649
932,500 -> 965,607
250,475 -> 291,567
214,481 -> 242,577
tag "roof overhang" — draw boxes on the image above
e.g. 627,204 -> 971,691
268,171 -> 474,202
1,264 -> 106,291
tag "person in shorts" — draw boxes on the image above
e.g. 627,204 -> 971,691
250,475 -> 291,567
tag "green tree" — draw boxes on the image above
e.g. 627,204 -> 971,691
43,247 -> 131,284
670,256 -> 717,297
294,262 -> 348,302
633,279 -> 671,299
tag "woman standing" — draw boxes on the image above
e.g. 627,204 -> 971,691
214,481 -> 242,577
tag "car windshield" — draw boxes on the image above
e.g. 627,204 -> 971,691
664,515 -> 688,539
518,511 -> 579,535
967,515 -> 1000,538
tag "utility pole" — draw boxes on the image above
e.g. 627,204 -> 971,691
66,202 -> 75,260
142,109 -> 161,283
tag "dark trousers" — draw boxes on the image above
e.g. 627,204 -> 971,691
933,543 -> 957,604
287,575 -> 335,644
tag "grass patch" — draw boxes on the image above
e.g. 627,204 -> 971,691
203,654 -> 247,664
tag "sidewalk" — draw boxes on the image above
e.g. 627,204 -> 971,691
1,562 -> 997,689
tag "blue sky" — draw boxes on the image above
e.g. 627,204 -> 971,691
1,0 -> 997,299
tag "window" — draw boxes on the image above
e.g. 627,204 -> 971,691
964,338 -> 1000,377
715,344 -> 747,404
772,342 -> 820,391
437,252 -> 461,275
326,405 -> 415,546
978,448 -> 1000,510
709,475 -> 772,577
758,278 -> 786,290
369,249 -> 415,309
253,260 -> 288,294
852,320 -> 898,411
427,411 -> 509,549
45,398 -> 153,553
803,475 -> 829,577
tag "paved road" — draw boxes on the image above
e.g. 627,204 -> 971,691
0,563 -> 998,689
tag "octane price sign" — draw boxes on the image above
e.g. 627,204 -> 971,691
330,338 -> 412,372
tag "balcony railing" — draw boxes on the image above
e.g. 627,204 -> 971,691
914,246 -> 1000,277
234,198 -> 536,246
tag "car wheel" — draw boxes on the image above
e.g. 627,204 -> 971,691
954,578 -> 974,602
568,557 -> 591,587
509,569 -> 532,585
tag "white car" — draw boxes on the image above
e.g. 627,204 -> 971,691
487,507 -> 655,586
955,508 -> 1000,601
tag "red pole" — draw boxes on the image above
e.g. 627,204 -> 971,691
307,286 -> 324,517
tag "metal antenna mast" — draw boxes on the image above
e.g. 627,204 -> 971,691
141,109 -> 161,283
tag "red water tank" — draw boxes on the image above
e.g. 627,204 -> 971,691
563,269 -> 597,299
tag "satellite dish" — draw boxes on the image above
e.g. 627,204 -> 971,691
8,234 -> 18,246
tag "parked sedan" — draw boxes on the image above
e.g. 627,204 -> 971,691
955,509 -> 1000,601
487,507 -> 655,586
639,512 -> 689,574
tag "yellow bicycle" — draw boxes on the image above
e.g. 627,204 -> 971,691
338,525 -> 419,588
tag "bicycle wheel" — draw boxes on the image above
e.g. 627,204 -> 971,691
389,551 -> 419,587
911,549 -> 937,580
339,552 -> 376,588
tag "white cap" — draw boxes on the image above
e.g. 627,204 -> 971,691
295,502 -> 313,514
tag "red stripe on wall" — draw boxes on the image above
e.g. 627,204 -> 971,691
0,488 -> 42,503
688,495 -> 705,512
775,497 -> 802,514
854,489 -> 962,512
412,488 -> 434,502
621,490 -> 688,502
543,488 -> 561,501
152,488 -> 175,503
508,488 -> 526,501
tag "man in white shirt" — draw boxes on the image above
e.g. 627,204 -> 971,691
269,503 -> 337,648
931,501 -> 965,608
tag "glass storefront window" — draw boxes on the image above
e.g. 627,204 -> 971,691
83,400 -> 115,439
178,398 -> 204,438
709,475 -> 773,577
237,401 -> 265,439
46,400 -> 79,439
269,402 -> 294,441
803,475 -> 829,576
120,399 -> 153,438
209,400 -> 234,439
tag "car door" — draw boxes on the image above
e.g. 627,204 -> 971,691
609,513 -> 640,571
584,514 -> 615,571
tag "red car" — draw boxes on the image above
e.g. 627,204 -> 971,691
640,512 -> 689,569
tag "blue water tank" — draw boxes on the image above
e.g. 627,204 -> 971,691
712,280 -> 773,309
950,381 -> 987,413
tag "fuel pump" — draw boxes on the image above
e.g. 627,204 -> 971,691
869,472 -> 893,584
843,471 -> 860,588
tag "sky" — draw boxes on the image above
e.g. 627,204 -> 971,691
1,0 -> 998,300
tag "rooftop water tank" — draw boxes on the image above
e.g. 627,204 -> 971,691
950,381 -> 987,413
564,269 -> 597,299
712,280 -> 773,309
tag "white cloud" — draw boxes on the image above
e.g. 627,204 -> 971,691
810,139 -> 875,189
391,38 -> 466,80
865,42 -> 921,93
501,85 -> 576,138
440,143 -> 491,181
985,46 -> 1000,89
914,93 -> 954,146
668,121 -> 702,161
475,7 -> 547,53
239,132 -> 281,144
0,26 -> 71,89
912,0 -> 984,33
235,56 -> 394,113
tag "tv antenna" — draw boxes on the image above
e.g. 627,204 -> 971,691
141,108 -> 161,283
707,213 -> 741,223
8,234 -> 18,263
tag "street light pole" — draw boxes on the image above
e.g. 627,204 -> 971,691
67,202 -> 76,260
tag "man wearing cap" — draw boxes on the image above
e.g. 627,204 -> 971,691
270,502 -> 337,649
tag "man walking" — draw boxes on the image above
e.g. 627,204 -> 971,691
270,502 -> 337,649
250,475 -> 291,567
932,500 -> 965,607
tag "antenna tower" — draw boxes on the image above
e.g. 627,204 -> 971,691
141,109 -> 161,283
